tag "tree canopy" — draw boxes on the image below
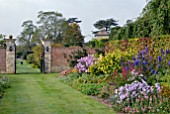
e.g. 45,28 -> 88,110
63,23 -> 84,46
110,0 -> 170,40
16,11 -> 85,59
17,20 -> 36,51
94,18 -> 118,32
37,11 -> 67,42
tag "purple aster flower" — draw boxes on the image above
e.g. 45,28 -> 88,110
75,55 -> 95,73
114,79 -> 159,102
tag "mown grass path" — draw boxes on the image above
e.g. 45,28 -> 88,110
0,61 -> 115,114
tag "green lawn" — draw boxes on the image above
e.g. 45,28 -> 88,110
0,61 -> 115,114
16,60 -> 40,74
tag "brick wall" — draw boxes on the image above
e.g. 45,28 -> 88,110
51,47 -> 100,72
51,47 -> 80,72
0,48 -> 6,73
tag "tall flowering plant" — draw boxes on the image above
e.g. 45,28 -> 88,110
131,47 -> 170,78
75,55 -> 95,73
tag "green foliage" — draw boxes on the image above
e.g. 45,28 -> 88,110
59,72 -> 81,85
110,0 -> 170,40
63,23 -> 84,46
73,73 -> 107,84
17,20 -> 37,52
160,72 -> 170,89
106,38 -> 152,56
68,48 -> 88,68
32,45 -> 42,68
151,35 -> 170,61
0,76 -> 10,97
98,85 -> 115,99
26,54 -> 34,64
109,26 -> 121,40
51,43 -> 64,48
88,49 -> 133,76
86,39 -> 106,48
25,45 -> 42,68
37,11 -> 67,43
75,83 -> 105,95
0,34 -> 5,47
61,73 -> 107,95
143,0 -> 170,35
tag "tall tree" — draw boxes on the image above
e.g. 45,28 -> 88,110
37,11 -> 67,42
17,20 -> 37,51
94,18 -> 118,31
63,23 -> 84,46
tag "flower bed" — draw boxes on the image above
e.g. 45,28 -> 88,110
60,36 -> 170,113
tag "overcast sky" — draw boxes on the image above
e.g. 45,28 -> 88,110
0,0 -> 147,41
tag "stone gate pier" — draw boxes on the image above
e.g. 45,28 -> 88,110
0,35 -> 16,74
6,36 -> 16,74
